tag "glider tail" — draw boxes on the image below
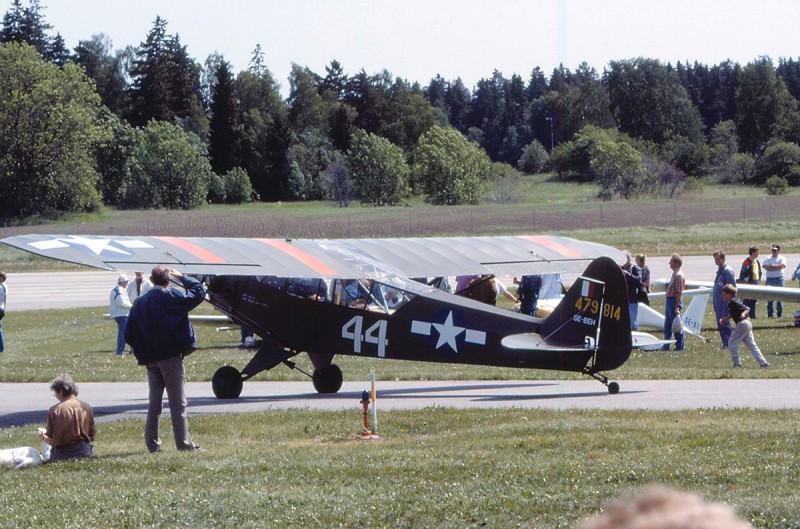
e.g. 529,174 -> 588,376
681,293 -> 708,337
540,256 -> 632,372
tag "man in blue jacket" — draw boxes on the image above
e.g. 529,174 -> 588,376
712,251 -> 736,349
125,265 -> 205,453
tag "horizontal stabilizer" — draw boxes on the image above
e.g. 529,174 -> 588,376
501,333 -> 588,352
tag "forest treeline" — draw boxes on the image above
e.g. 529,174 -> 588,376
3,0 -> 800,221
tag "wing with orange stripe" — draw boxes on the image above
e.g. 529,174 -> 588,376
0,234 -> 624,278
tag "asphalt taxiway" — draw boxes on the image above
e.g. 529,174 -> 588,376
3,378 -> 799,428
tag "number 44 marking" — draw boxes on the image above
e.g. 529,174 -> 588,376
342,316 -> 388,357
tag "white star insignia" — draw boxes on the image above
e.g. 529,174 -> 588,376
432,311 -> 465,351
29,236 -> 154,256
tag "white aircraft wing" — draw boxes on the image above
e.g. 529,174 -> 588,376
653,279 -> 800,304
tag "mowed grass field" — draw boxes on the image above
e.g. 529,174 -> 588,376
2,186 -> 800,528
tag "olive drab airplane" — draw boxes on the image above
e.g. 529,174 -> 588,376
2,234 -> 646,397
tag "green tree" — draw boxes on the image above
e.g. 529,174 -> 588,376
236,50 -> 290,201
605,58 -> 704,144
287,130 -> 341,200
321,161 -> 355,207
527,65 -> 614,149
288,63 -> 327,133
93,108 -> 139,206
346,129 -> 409,206
765,175 -> 789,195
708,120 -> 738,169
207,57 -> 241,175
517,139 -> 549,174
719,152 -> 755,185
125,120 -> 211,209
73,34 -> 132,116
754,141 -> 800,185
129,17 -> 204,129
735,57 -> 798,153
1,0 -> 50,58
591,139 -> 644,200
222,167 -> 254,204
0,43 -> 109,219
413,125 -> 492,205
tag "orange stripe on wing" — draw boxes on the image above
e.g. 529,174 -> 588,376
255,239 -> 338,276
517,235 -> 583,258
154,236 -> 226,264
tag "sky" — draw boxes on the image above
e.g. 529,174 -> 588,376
21,0 -> 800,94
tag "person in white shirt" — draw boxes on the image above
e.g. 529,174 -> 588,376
126,271 -> 153,302
109,274 -> 133,356
762,243 -> 787,318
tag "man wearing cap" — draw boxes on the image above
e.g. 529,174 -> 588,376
109,274 -> 133,356
763,243 -> 786,318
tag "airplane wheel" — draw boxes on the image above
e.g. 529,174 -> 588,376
212,366 -> 244,399
607,381 -> 620,395
312,364 -> 343,394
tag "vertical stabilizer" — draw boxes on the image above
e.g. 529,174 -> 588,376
541,256 -> 632,372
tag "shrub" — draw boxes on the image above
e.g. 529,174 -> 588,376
223,167 -> 255,203
765,175 -> 789,195
516,139 -> 549,174
718,153 -> 755,184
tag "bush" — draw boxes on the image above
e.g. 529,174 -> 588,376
765,175 -> 789,195
223,167 -> 255,203
754,141 -> 800,184
516,139 -> 549,174
718,153 -> 755,184
485,163 -> 523,204
207,173 -> 227,204
125,121 -> 211,210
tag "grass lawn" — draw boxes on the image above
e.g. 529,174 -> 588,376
1,408 -> 797,528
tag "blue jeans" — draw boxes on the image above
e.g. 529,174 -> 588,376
0,317 -> 4,352
765,277 -> 784,317
114,316 -> 127,355
662,297 -> 685,351
629,302 -> 639,331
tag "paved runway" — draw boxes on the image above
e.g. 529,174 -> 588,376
3,378 -> 800,428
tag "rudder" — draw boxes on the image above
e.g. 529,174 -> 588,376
540,256 -> 632,372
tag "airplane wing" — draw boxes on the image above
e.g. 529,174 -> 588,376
631,331 -> 675,351
652,278 -> 800,303
0,234 -> 625,279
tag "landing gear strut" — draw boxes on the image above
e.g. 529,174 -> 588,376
585,369 -> 620,394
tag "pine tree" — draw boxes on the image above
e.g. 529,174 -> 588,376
208,59 -> 241,174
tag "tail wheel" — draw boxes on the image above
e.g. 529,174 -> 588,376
212,366 -> 244,399
607,381 -> 620,394
312,364 -> 343,394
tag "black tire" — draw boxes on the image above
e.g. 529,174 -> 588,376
607,381 -> 620,395
312,364 -> 343,394
212,366 -> 244,399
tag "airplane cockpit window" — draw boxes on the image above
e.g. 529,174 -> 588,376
330,277 -> 429,313
286,277 -> 328,301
